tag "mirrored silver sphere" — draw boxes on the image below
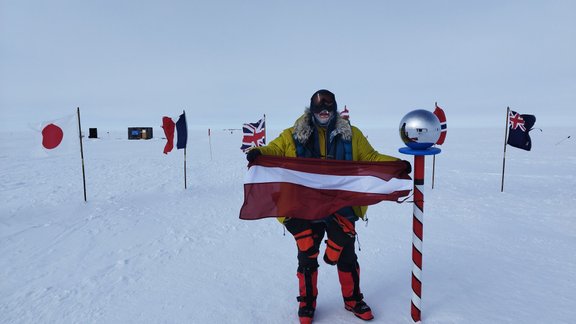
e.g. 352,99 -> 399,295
399,109 -> 441,150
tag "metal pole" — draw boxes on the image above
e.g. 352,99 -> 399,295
431,154 -> 436,189
411,155 -> 425,323
77,107 -> 87,202
501,107 -> 510,192
208,128 -> 213,161
184,148 -> 187,189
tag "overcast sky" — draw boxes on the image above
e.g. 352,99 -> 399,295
1,0 -> 575,132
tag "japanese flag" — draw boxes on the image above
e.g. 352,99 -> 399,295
36,114 -> 79,156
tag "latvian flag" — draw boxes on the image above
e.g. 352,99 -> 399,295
239,155 -> 412,220
240,117 -> 266,152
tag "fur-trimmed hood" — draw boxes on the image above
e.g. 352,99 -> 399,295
292,108 -> 352,144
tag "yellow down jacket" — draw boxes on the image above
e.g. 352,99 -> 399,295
256,111 -> 400,221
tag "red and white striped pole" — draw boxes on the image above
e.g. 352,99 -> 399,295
399,147 -> 440,323
399,108 -> 443,322
411,154 -> 425,322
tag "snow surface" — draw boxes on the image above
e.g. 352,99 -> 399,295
1,126 -> 575,323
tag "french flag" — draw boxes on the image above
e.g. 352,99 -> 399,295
239,156 -> 412,221
162,111 -> 187,154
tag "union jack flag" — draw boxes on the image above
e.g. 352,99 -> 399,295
241,117 -> 266,152
509,111 -> 526,131
507,110 -> 536,151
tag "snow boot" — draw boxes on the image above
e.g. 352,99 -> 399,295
344,296 -> 373,321
338,265 -> 374,321
297,266 -> 318,324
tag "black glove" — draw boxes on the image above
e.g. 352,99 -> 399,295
246,149 -> 262,163
402,160 -> 412,174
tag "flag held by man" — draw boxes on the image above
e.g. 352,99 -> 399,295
239,155 -> 412,220
507,110 -> 536,151
241,117 -> 266,152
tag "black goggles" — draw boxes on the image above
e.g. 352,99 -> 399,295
311,94 -> 336,113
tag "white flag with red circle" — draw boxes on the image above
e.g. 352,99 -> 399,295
37,114 -> 79,155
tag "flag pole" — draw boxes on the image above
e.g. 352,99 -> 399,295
431,154 -> 436,189
399,146 -> 441,323
412,154 -> 425,323
263,114 -> 267,145
77,107 -> 87,202
432,103 -> 437,189
208,128 -> 213,161
183,109 -> 187,190
184,147 -> 187,189
501,107 -> 510,192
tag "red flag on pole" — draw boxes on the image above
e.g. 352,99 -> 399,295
161,117 -> 175,154
433,102 -> 447,145
340,105 -> 350,120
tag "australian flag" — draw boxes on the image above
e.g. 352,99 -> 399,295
241,117 -> 266,152
507,110 -> 536,151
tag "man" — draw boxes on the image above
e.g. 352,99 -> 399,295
246,89 -> 410,323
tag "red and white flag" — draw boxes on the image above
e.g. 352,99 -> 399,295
340,105 -> 350,120
36,114 -> 79,156
433,102 -> 447,145
239,156 -> 412,220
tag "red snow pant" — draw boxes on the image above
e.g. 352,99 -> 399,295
285,214 -> 363,309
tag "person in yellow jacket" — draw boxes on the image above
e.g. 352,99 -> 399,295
246,89 -> 411,323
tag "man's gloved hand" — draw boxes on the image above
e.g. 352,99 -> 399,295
402,160 -> 412,174
246,149 -> 262,163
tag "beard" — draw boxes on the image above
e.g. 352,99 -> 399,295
313,110 -> 335,126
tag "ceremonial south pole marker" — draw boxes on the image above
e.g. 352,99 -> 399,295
398,110 -> 442,323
